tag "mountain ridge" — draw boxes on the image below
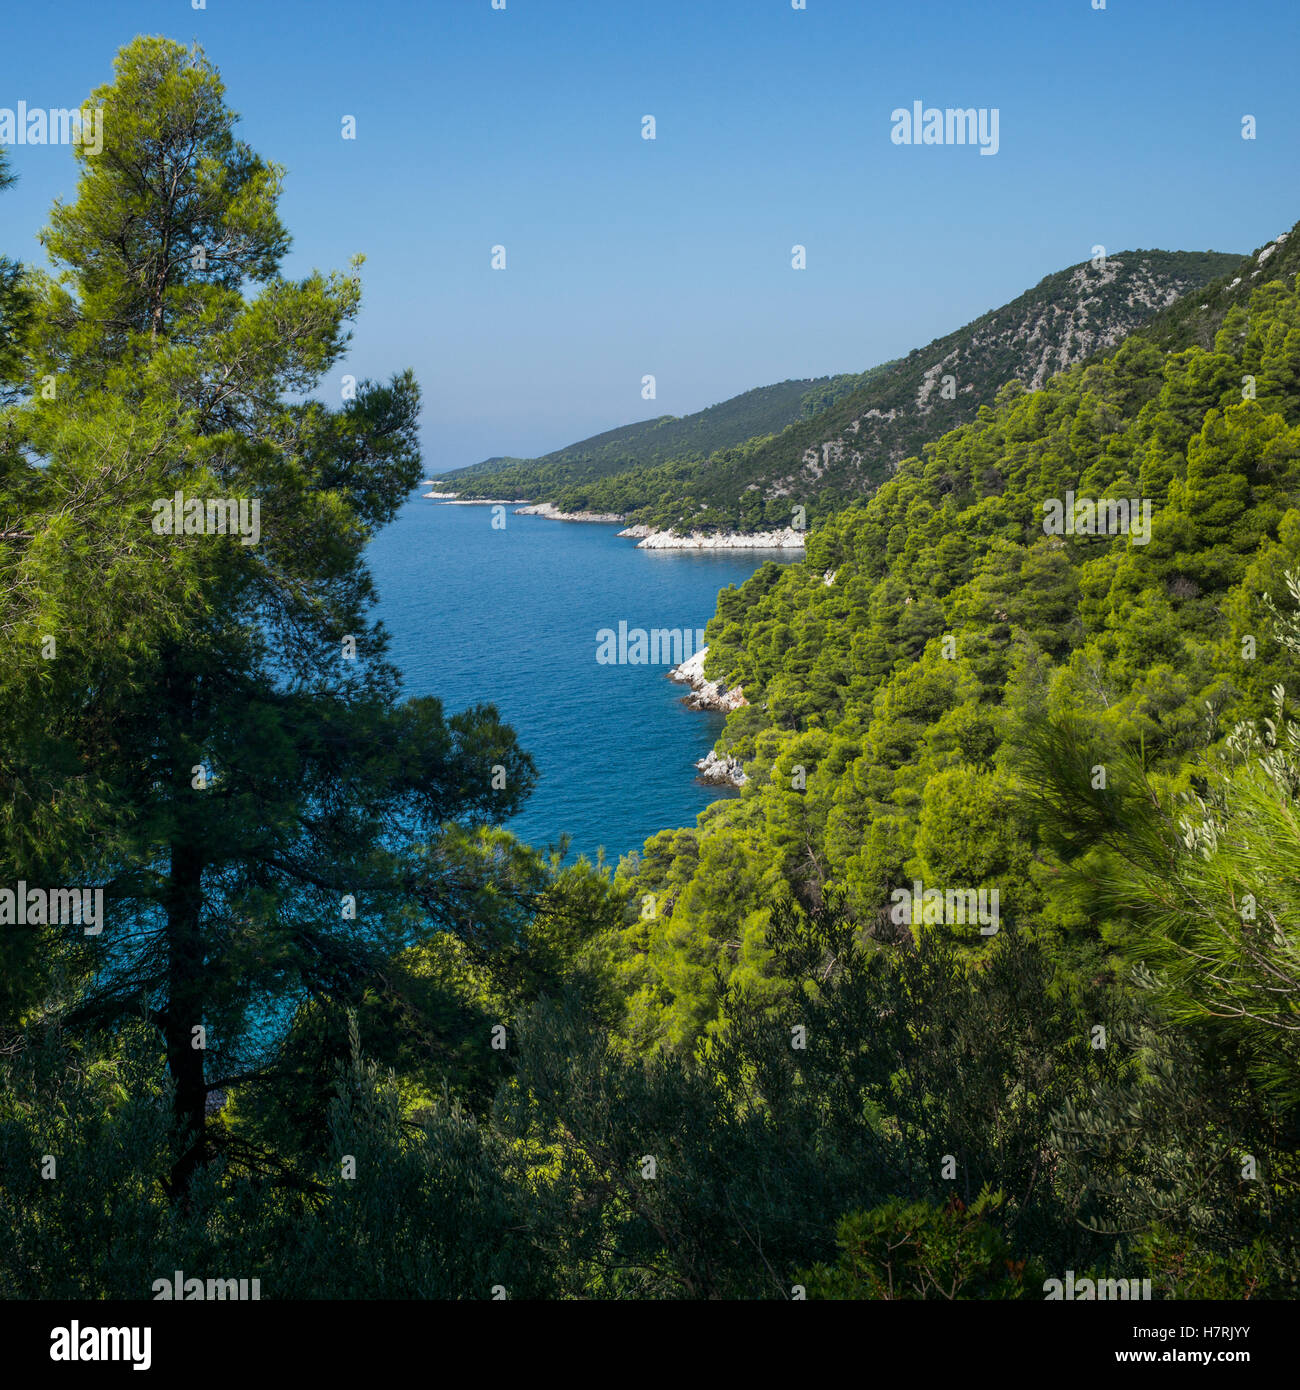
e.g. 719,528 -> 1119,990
439,373 -> 884,490
444,247 -> 1240,531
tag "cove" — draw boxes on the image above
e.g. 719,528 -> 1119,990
366,496 -> 794,863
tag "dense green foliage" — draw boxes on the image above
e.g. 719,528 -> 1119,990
596,241 -> 1300,1292
618,248 -> 1300,1035
0,40 -> 536,1203
1,41 -> 1295,1303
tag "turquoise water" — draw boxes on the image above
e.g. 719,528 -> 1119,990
366,497 -> 792,863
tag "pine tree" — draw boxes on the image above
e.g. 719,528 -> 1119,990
0,39 -> 537,1203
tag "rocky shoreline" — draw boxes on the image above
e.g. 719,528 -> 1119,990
694,747 -> 748,787
667,647 -> 748,714
514,502 -> 625,523
424,491 -> 762,788
426,492 -> 804,549
436,496 -> 533,505
668,647 -> 749,788
619,524 -> 805,551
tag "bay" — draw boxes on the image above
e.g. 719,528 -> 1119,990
366,496 -> 793,863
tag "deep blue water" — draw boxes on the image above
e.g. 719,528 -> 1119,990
366,496 -> 791,864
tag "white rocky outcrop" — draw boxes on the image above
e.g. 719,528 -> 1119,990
694,748 -> 747,787
630,526 -> 805,551
515,502 -> 624,523
1251,231 -> 1289,278
438,497 -> 534,505
668,645 -> 748,713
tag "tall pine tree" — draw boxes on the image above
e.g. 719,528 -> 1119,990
0,39 -> 537,1202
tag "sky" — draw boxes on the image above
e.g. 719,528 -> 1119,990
2,0 -> 1298,473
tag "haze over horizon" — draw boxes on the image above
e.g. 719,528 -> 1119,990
2,0 -> 1296,471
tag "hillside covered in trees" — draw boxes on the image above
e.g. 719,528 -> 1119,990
1,39 -> 1295,1305
448,249 -> 1239,535
441,371 -> 885,495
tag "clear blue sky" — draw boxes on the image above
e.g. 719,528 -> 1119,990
2,0 -> 1297,472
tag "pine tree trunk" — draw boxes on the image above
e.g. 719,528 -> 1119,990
164,838 -> 207,1206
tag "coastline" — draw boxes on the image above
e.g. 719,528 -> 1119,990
421,492 -> 763,791
433,496 -> 534,505
620,524 -> 805,551
429,491 -> 807,550
668,647 -> 749,787
515,502 -> 625,523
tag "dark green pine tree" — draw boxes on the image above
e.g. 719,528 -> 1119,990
0,146 -> 44,1021
0,39 -> 538,1203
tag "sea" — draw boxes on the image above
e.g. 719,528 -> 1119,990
366,495 -> 794,865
